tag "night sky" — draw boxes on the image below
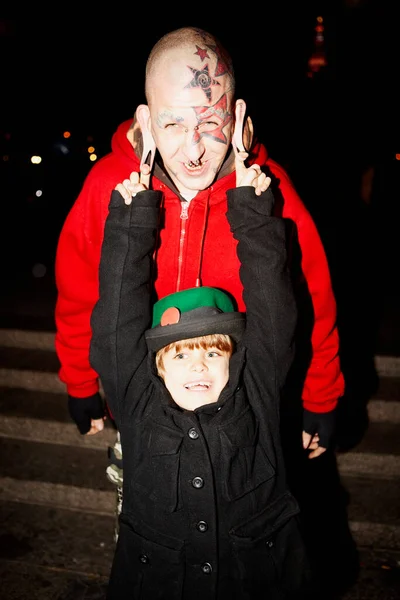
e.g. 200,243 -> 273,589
2,7 -> 335,137
2,3 -> 391,156
1,2 -> 396,281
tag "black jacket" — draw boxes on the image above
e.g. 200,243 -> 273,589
90,186 -> 310,599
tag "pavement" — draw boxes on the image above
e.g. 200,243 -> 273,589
0,265 -> 399,599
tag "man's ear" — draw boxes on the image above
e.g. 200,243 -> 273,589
243,115 -> 254,152
232,99 -> 247,152
136,104 -> 156,171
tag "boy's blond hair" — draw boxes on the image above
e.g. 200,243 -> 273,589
156,333 -> 234,375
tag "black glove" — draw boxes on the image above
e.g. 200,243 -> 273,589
68,392 -> 105,434
303,408 -> 337,450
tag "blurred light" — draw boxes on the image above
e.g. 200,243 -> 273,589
2,155 -> 9,162
31,155 -> 42,164
88,146 -> 95,153
63,131 -> 71,139
32,263 -> 47,278
54,143 -> 70,155
35,190 -> 43,197
396,154 -> 400,161
90,154 -> 98,162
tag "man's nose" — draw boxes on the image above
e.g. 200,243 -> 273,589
183,130 -> 205,162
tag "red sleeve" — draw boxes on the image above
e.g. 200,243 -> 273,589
54,167 -> 111,397
273,162 -> 345,413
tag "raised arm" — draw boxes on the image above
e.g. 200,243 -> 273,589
227,185 -> 297,395
89,186 -> 161,424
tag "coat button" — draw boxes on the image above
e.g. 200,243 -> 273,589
188,427 -> 199,440
196,520 -> 208,532
192,476 -> 204,489
139,554 -> 149,564
266,540 -> 274,548
201,562 -> 212,574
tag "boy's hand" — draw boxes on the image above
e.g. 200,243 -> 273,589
115,164 -> 152,205
233,145 -> 271,196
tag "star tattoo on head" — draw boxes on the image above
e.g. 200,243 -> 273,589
192,94 -> 232,145
194,45 -> 209,62
206,44 -> 230,77
185,64 -> 220,102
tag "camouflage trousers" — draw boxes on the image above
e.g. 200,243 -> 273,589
106,431 -> 123,543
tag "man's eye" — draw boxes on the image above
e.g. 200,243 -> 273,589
199,121 -> 219,132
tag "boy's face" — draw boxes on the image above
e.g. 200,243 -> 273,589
161,343 -> 230,410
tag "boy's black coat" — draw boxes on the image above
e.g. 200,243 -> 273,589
90,187 -> 309,599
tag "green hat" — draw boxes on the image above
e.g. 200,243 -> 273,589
145,286 -> 245,352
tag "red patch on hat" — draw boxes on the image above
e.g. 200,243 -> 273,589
160,307 -> 181,326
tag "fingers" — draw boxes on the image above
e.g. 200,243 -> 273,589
302,431 -> 312,449
233,144 -> 271,196
115,182 -> 133,205
139,163 -> 151,190
114,165 -> 152,205
240,163 -> 271,196
308,446 -> 327,459
302,430 -> 327,459
86,417 -> 105,436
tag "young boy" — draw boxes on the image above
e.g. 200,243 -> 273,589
90,150 -> 313,599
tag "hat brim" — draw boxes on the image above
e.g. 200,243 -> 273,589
145,312 -> 245,353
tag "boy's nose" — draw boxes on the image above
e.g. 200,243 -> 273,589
191,360 -> 207,372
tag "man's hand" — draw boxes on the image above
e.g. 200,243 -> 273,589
302,430 -> 326,459
115,164 -> 152,205
68,393 -> 106,435
233,145 -> 271,196
302,408 -> 337,459
86,418 -> 106,436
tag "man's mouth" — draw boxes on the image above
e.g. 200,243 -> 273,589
184,159 -> 203,171
184,381 -> 211,390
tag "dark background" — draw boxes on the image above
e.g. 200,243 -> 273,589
0,1 -> 397,319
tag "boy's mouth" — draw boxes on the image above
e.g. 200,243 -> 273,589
184,381 -> 211,390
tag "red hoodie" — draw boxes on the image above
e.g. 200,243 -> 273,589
55,119 -> 344,413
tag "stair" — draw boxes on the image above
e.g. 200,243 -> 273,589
0,328 -> 399,599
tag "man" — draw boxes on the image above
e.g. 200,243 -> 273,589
55,25 -> 347,591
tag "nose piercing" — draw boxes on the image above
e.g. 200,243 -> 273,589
188,159 -> 201,167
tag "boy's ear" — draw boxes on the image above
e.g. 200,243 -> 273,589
233,99 -> 247,152
136,104 -> 156,171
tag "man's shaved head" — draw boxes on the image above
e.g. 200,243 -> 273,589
145,27 -> 235,107
139,26 -> 241,200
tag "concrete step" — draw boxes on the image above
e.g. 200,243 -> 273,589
0,328 -> 399,563
0,498 -> 114,578
0,410 -> 398,548
1,327 -> 400,375
0,435 -> 398,552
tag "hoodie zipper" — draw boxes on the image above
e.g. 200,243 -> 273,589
176,200 -> 190,292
